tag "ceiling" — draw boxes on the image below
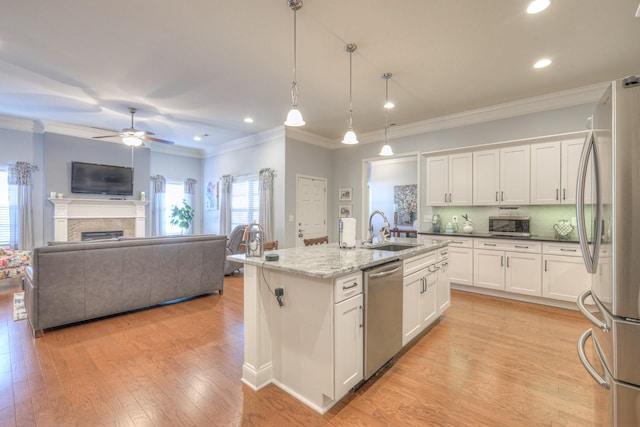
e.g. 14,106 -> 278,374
1,1 -> 639,152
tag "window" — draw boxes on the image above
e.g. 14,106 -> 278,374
163,180 -> 186,235
0,166 -> 8,246
231,175 -> 259,230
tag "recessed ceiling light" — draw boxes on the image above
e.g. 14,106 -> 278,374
383,101 -> 395,109
193,136 -> 202,141
244,117 -> 254,123
534,58 -> 552,68
527,0 -> 550,14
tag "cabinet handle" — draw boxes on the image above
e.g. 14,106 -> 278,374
484,243 -> 497,247
563,188 -> 566,200
556,189 -> 559,200
440,251 -> 448,256
343,282 -> 359,290
544,260 -> 548,271
515,245 -> 528,249
442,262 -> 448,267
506,257 -> 510,268
444,193 -> 448,203
501,256 -> 504,267
449,193 -> 452,203
560,248 -> 577,252
501,191 -> 504,201
359,305 -> 364,328
452,241 -> 464,244
495,191 -> 498,202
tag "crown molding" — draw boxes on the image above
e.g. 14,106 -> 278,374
356,81 -> 609,145
285,127 -> 334,148
0,114 -> 43,133
202,126 -> 286,158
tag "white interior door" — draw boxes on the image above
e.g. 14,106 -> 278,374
295,175 -> 327,247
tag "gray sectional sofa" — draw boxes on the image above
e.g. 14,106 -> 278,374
24,234 -> 226,336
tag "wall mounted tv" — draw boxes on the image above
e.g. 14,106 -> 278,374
71,161 -> 134,196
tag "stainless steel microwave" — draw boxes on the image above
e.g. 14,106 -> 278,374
489,216 -> 531,237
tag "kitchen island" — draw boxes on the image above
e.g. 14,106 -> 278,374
228,237 -> 449,414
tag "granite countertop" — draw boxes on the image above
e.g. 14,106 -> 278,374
418,231 -> 580,243
227,236 -> 449,279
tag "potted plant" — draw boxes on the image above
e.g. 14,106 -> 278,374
170,199 -> 195,235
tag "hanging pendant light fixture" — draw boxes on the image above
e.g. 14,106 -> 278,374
342,43 -> 358,144
284,0 -> 305,127
379,73 -> 394,156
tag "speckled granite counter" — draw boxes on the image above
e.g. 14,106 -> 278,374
419,231 -> 579,243
227,236 -> 448,279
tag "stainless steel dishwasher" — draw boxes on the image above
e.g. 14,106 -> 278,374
363,260 -> 403,380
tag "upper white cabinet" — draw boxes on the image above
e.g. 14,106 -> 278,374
531,138 -> 588,205
473,146 -> 530,206
425,153 -> 473,206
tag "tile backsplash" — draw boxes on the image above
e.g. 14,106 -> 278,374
426,205 -> 581,239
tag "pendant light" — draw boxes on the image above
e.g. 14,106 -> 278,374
342,43 -> 358,144
379,73 -> 394,156
284,0 -> 305,127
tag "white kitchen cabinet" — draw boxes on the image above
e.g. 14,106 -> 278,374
425,153 -> 473,206
530,138 -> 589,205
436,252 -> 451,313
473,239 -> 541,295
334,293 -> 364,398
473,145 -> 530,206
403,253 -> 439,346
429,236 -> 473,286
542,242 -> 591,301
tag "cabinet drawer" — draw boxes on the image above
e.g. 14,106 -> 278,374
542,242 -> 581,256
438,247 -> 449,260
404,251 -> 437,276
474,239 -> 541,253
334,272 -> 362,303
425,235 -> 473,248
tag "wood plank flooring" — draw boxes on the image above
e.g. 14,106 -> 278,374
0,275 -> 609,426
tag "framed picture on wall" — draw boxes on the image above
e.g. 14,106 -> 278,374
338,187 -> 352,201
206,181 -> 219,211
338,205 -> 352,218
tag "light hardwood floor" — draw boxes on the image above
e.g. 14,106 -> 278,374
0,275 -> 608,426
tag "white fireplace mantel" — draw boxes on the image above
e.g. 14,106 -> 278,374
48,198 -> 148,241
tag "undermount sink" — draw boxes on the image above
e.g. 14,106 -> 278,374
364,243 -> 419,251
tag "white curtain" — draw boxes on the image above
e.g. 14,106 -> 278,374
8,161 -> 38,251
259,168 -> 275,242
219,174 -> 233,236
184,178 -> 197,235
150,175 -> 166,236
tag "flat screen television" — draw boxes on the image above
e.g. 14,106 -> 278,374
71,161 -> 134,196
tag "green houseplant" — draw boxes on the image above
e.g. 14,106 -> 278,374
170,200 -> 195,235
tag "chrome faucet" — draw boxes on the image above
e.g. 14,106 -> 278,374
366,210 -> 391,244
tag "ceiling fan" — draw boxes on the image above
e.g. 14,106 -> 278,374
93,107 -> 175,146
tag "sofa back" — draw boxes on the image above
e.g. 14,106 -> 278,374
27,234 -> 226,332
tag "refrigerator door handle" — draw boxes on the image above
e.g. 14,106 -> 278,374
576,131 -> 602,274
577,329 -> 610,389
577,289 -> 610,332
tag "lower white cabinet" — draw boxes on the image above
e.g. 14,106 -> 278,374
436,257 -> 451,313
334,293 -> 364,398
542,242 -> 591,302
429,237 -> 473,286
473,239 -> 542,296
403,254 -> 439,346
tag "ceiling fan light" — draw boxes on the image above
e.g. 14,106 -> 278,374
342,129 -> 359,145
284,107 -> 305,126
123,136 -> 142,147
379,144 -> 394,156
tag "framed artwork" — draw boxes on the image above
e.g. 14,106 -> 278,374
394,184 -> 417,225
338,187 -> 352,201
338,205 -> 352,218
206,181 -> 219,211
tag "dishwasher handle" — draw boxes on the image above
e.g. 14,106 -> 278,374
368,265 -> 402,279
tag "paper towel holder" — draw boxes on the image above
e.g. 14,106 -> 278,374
339,218 -> 357,249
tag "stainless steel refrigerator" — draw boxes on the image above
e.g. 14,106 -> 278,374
576,75 -> 640,426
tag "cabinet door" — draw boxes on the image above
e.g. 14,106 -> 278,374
334,293 -> 363,398
437,261 -> 451,313
505,252 -> 542,296
402,270 -> 423,346
426,155 -> 449,206
543,255 -> 591,301
448,246 -> 473,286
474,249 -> 505,290
421,270 -> 438,328
473,149 -> 500,206
500,145 -> 530,205
562,138 -> 592,204
448,152 -> 473,206
530,141 -> 561,205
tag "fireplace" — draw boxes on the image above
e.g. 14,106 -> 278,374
81,230 -> 124,241
48,198 -> 148,242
